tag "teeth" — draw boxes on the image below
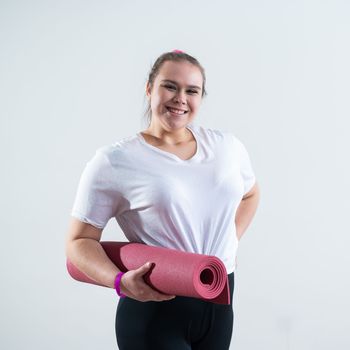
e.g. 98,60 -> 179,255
168,107 -> 186,115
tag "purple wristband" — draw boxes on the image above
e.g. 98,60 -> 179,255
114,272 -> 126,298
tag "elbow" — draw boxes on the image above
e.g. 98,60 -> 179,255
243,181 -> 260,200
65,236 -> 74,260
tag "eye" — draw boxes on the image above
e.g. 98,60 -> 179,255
163,84 -> 198,95
164,84 -> 176,90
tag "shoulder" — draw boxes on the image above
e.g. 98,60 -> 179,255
76,135 -> 139,180
190,124 -> 253,160
93,134 -> 140,166
190,123 -> 241,145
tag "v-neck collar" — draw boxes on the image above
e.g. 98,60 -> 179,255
137,125 -> 200,163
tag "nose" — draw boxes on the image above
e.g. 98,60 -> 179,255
173,89 -> 187,105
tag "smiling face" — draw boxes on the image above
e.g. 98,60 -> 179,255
146,60 -> 203,132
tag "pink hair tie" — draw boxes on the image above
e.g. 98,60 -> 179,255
172,49 -> 185,53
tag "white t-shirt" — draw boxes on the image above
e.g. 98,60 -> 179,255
71,123 -> 256,273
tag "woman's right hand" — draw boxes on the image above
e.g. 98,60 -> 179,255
119,262 -> 176,302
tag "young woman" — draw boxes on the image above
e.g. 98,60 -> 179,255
66,50 -> 260,349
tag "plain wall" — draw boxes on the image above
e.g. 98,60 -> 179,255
1,0 -> 349,349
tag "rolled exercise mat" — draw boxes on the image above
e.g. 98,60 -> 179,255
66,241 -> 230,305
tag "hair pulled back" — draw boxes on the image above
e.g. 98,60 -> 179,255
143,51 -> 207,127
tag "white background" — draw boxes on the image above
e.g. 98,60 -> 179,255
1,0 -> 349,349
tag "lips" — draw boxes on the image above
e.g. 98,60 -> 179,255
166,106 -> 188,115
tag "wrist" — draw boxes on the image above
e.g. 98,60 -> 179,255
114,272 -> 126,298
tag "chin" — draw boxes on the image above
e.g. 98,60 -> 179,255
166,116 -> 190,125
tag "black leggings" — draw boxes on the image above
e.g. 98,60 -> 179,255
115,272 -> 234,350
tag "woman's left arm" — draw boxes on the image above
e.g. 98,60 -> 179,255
235,182 -> 260,241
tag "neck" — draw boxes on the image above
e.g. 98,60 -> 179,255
142,125 -> 193,146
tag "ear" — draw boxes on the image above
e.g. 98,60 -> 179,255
145,81 -> 151,100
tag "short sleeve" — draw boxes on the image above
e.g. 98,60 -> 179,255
235,137 -> 256,195
71,149 -> 119,229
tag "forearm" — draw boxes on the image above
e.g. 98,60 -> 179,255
235,190 -> 260,241
66,238 -> 120,289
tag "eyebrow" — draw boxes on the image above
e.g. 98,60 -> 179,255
160,79 -> 201,90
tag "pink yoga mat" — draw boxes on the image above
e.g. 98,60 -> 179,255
66,241 -> 230,305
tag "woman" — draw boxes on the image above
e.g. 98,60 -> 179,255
65,50 -> 260,349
